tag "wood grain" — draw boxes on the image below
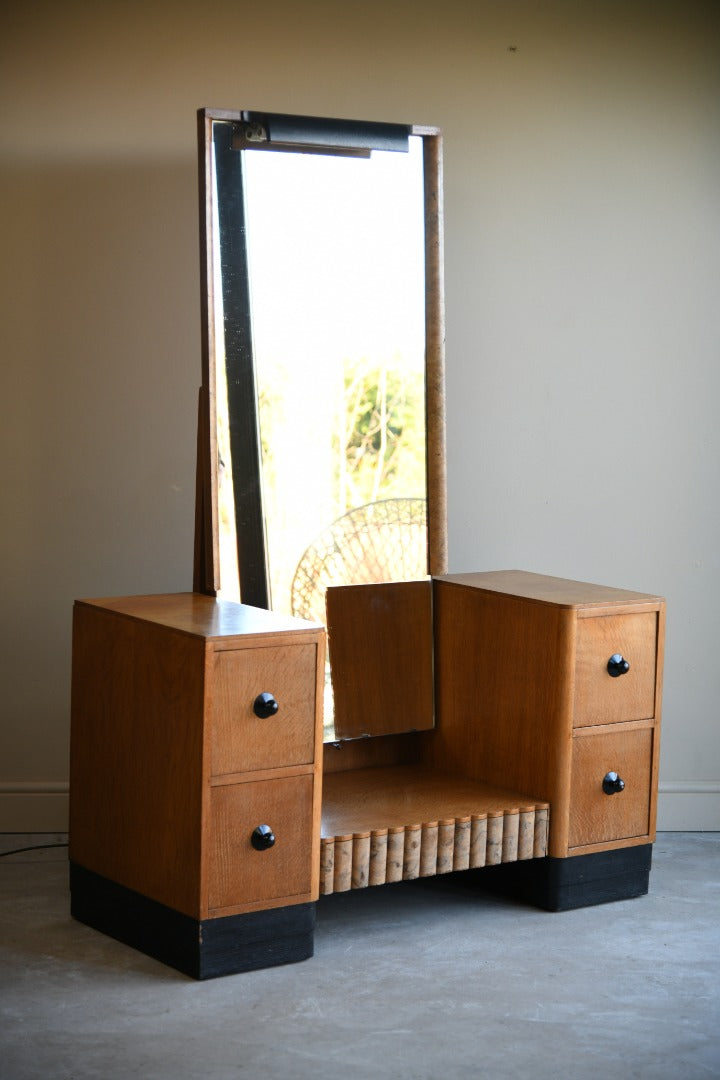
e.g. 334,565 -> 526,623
423,130 -> 447,578
194,109 -> 220,597
320,838 -> 335,894
78,592 -> 322,642
69,603 -> 205,918
318,763 -> 549,894
323,732 -> 420,774
403,825 -> 423,879
569,727 -> 653,849
438,571 -> 663,610
318,805 -> 549,895
370,831 -> 389,884
423,578 -> 576,856
424,573 -> 664,860
327,581 -> 434,740
211,643 -> 318,774
71,593 -> 325,924
574,612 -> 658,726
208,775 -> 314,911
332,838 -> 353,893
321,765 -> 544,836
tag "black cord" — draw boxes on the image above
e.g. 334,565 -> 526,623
0,843 -> 69,858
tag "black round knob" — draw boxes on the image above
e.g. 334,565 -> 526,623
253,692 -> 279,719
251,824 -> 276,851
602,771 -> 625,796
607,654 -> 630,677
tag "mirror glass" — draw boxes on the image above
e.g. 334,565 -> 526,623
196,110 -> 446,740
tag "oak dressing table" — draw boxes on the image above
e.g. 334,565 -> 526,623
69,570 -> 664,978
68,110 -> 664,978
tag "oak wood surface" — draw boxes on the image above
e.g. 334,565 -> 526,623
321,764 -> 545,836
78,593 -> 321,642
573,611 -> 658,726
211,643 -> 319,774
422,579 -> 576,856
323,732 -> 420,774
209,763 -> 314,786
421,575 -> 664,859
438,570 -> 663,609
193,109 -> 220,596
569,727 -> 653,848
319,797 -> 548,894
423,131 -> 447,577
208,775 -> 315,913
327,581 -> 434,740
69,604 -> 205,917
71,593 -> 325,923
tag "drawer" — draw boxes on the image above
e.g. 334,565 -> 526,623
210,644 -> 318,775
208,775 -> 315,911
574,612 -> 658,727
568,727 -> 653,849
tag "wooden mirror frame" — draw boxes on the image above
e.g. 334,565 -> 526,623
193,107 -> 447,607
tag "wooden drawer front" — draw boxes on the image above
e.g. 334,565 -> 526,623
569,728 -> 653,849
211,644 -> 317,775
209,776 -> 314,911
574,612 -> 657,727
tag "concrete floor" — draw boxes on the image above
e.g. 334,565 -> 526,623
0,833 -> 718,1080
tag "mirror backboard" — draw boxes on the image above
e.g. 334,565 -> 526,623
194,108 -> 446,740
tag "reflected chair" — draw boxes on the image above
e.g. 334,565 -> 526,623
290,497 -> 427,625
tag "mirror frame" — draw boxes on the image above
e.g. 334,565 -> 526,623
193,107 -> 447,602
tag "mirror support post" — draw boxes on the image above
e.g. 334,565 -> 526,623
195,111 -> 219,596
421,130 -> 448,577
212,121 -> 270,608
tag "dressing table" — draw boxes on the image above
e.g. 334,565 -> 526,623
69,110 -> 664,979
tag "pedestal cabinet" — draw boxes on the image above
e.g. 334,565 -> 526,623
429,571 -> 665,908
69,593 -> 325,979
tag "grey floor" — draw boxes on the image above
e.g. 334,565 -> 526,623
1,834 -> 718,1080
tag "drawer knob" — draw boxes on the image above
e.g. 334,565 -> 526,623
251,824 -> 276,850
253,692 -> 279,719
602,771 -> 625,795
607,653 -> 630,677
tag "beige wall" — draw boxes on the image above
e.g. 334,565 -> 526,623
1,0 -> 718,829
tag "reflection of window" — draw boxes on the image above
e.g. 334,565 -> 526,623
213,124 -> 427,617
203,108 -> 445,744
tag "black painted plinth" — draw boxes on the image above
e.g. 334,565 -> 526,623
69,863 -> 315,979
477,845 -> 653,912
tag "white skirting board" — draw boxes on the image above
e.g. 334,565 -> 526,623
1,782 -> 719,833
0,783 -> 69,832
656,782 -> 720,832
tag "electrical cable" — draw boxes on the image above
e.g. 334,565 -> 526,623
0,843 -> 69,857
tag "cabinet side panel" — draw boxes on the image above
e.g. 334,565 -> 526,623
69,604 -> 205,917
423,582 -> 575,855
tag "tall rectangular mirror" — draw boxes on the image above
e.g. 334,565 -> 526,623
194,108 -> 446,740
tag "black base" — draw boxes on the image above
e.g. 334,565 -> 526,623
69,863 -> 316,979
477,844 -> 653,911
